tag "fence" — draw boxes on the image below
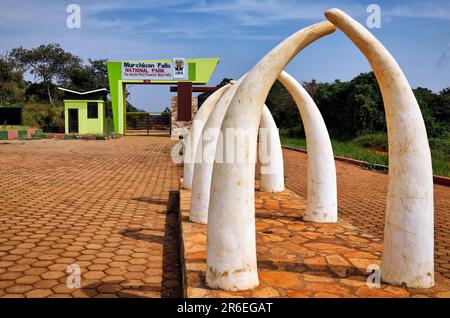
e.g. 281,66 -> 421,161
126,112 -> 170,135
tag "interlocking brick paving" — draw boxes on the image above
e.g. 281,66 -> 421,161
281,148 -> 450,279
180,185 -> 450,298
0,137 -> 181,298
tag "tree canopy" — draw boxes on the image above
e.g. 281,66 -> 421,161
10,43 -> 82,103
264,72 -> 449,142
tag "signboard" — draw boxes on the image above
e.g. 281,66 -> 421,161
122,58 -> 188,80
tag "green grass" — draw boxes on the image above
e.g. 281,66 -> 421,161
431,149 -> 449,177
281,136 -> 449,177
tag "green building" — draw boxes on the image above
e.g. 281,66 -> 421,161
58,88 -> 108,135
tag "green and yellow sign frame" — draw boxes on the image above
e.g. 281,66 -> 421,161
107,58 -> 219,134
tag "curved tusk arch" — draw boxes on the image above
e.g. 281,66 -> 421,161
278,71 -> 337,222
190,98 -> 284,224
259,105 -> 285,193
190,70 -> 336,221
183,83 -> 233,189
206,21 -> 336,291
325,8 -> 434,288
189,75 -> 247,224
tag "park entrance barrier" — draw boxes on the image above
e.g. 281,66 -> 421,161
126,111 -> 171,135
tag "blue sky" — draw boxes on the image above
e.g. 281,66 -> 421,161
1,0 -> 449,112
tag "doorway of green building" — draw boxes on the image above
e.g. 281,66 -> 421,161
68,109 -> 79,133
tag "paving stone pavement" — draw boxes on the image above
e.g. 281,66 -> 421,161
0,137 -> 182,298
281,148 -> 450,279
180,184 -> 450,298
1,137 -> 449,298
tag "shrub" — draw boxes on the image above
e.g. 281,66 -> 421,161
105,117 -> 115,135
22,101 -> 64,132
352,132 -> 388,152
280,125 -> 305,139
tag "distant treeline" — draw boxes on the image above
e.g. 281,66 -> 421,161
268,72 -> 450,142
0,43 -> 142,131
200,72 -> 449,157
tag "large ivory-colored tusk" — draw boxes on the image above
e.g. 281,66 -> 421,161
259,105 -> 285,192
325,8 -> 434,288
206,21 -> 336,291
278,71 -> 337,222
190,99 -> 284,223
189,76 -> 246,224
183,84 -> 233,189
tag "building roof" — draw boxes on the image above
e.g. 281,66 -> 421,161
57,87 -> 108,95
58,87 -> 108,101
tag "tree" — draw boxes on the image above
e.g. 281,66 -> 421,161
87,59 -> 109,89
66,67 -> 96,91
66,59 -> 109,92
265,79 -> 299,128
10,43 -> 82,103
303,79 -> 319,97
0,53 -> 26,106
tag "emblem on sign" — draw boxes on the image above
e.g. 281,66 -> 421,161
173,58 -> 188,80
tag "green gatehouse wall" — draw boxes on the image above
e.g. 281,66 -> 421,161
64,100 -> 105,135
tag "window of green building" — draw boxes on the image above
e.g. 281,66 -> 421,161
87,102 -> 98,119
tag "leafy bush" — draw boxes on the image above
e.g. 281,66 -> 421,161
22,101 -> 64,132
280,125 -> 305,139
105,117 -> 115,135
352,132 -> 388,152
429,135 -> 450,156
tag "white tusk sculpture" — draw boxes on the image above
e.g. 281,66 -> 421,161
325,9 -> 434,288
190,70 -> 336,222
183,84 -> 233,189
278,71 -> 337,222
190,97 -> 284,224
259,105 -> 285,193
206,21 -> 336,291
189,76 -> 247,224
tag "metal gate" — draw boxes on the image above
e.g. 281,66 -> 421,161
126,112 -> 170,135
